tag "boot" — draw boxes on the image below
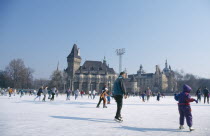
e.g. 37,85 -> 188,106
179,125 -> 184,129
189,127 -> 195,131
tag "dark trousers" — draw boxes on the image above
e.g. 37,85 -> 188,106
97,97 -> 106,107
178,105 -> 192,127
43,95 -> 46,101
51,93 -> 55,101
114,95 -> 123,118
204,95 -> 209,104
197,95 -> 201,102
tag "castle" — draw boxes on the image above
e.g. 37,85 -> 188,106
65,44 -> 177,93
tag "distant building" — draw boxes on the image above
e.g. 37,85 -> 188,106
65,44 -> 177,93
65,44 -> 117,92
125,60 -> 177,93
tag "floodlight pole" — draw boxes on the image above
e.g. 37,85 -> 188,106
116,48 -> 125,74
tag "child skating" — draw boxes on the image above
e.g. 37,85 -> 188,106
174,84 -> 198,131
96,88 -> 109,108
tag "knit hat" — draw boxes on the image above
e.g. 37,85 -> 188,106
183,84 -> 192,93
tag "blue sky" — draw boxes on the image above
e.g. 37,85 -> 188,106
0,0 -> 210,79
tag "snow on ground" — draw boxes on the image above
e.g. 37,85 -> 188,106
0,94 -> 210,136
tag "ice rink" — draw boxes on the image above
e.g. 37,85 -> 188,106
0,94 -> 209,136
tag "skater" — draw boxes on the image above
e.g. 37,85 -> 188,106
88,90 -> 92,99
8,88 -> 13,97
19,89 -> 24,98
13,89 -> 16,96
157,92 -> 161,101
66,88 -> 71,101
141,92 -> 145,102
92,90 -> 96,99
80,90 -> 84,98
195,88 -> 202,102
146,87 -> 152,101
203,87 -> 209,104
113,72 -> 127,122
55,89 -> 59,97
107,90 -> 111,104
50,87 -> 56,101
42,86 -> 48,102
96,88 -> 109,108
34,87 -> 43,101
174,84 -> 198,131
74,89 -> 79,100
48,89 -> 52,99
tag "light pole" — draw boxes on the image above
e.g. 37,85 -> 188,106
116,48 -> 125,74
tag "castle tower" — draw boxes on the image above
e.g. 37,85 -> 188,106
67,44 -> 82,89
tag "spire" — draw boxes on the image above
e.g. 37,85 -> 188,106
165,59 -> 168,68
103,56 -> 107,65
57,61 -> 59,71
169,65 -> 171,70
67,44 -> 81,59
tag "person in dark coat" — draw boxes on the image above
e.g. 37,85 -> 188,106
112,72 -> 127,122
203,87 -> 209,104
66,88 -> 72,101
176,84 -> 198,131
195,88 -> 202,102
34,87 -> 43,101
157,92 -> 161,101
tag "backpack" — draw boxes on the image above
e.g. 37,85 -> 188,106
174,93 -> 180,101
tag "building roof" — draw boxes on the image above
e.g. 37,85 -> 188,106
130,75 -> 137,82
75,60 -> 116,75
67,44 -> 81,59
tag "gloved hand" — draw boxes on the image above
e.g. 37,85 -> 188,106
194,99 -> 198,104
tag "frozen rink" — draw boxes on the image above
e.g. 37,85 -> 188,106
0,95 -> 210,136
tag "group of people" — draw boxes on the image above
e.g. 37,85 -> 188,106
195,87 -> 209,104
139,88 -> 165,102
34,86 -> 58,102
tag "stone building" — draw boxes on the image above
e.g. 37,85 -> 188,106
65,44 -> 117,92
125,60 -> 177,93
65,44 -> 177,93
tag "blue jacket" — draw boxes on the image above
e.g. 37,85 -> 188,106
113,76 -> 126,96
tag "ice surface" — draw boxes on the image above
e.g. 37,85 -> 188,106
0,95 -> 209,136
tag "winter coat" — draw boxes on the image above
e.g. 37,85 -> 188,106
113,76 -> 126,96
146,89 -> 152,96
203,89 -> 209,95
37,88 -> 43,96
51,88 -> 56,94
42,88 -> 48,95
100,91 -> 109,98
178,85 -> 195,106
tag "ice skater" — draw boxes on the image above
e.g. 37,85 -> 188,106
42,86 -> 48,102
113,72 -> 127,122
8,88 -> 13,97
92,90 -> 96,99
195,88 -> 202,102
66,88 -> 72,101
141,92 -> 145,102
19,89 -> 24,98
146,87 -> 152,101
34,87 -> 43,101
157,92 -> 161,101
107,90 -> 111,104
88,91 -> 92,99
74,89 -> 79,100
203,87 -> 209,104
50,87 -> 56,101
96,87 -> 109,108
174,84 -> 198,131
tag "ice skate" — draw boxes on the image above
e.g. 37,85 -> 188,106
96,106 -> 100,108
114,117 -> 123,123
179,125 -> 184,129
103,106 -> 107,108
189,127 -> 195,131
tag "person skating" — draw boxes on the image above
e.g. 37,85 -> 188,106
19,89 -> 24,98
157,92 -> 161,101
42,86 -> 48,102
50,87 -> 56,101
107,90 -> 111,104
80,90 -> 84,98
34,87 -> 43,101
8,88 -> 13,97
113,72 -> 127,123
92,90 -> 96,99
66,88 -> 72,101
88,91 -> 92,99
96,87 -> 109,108
203,87 -> 209,104
146,87 -> 152,101
74,89 -> 79,100
141,92 -> 145,102
174,84 -> 198,131
195,88 -> 202,102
